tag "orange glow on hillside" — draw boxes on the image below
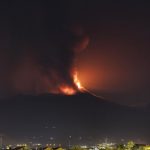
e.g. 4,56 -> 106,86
60,85 -> 76,95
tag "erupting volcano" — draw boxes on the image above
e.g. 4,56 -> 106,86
58,70 -> 102,99
59,70 -> 84,95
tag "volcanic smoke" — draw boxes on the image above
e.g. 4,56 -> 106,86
57,26 -> 89,95
0,24 -> 90,97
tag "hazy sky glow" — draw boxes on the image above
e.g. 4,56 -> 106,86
74,1 -> 150,106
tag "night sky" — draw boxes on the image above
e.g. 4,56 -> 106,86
0,0 -> 150,145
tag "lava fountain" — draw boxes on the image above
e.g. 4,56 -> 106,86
59,70 -> 84,95
59,70 -> 104,99
73,71 -> 84,90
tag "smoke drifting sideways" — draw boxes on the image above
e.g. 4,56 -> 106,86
0,23 -> 89,98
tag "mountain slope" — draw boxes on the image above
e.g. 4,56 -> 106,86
0,93 -> 150,144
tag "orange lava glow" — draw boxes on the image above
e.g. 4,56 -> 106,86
73,71 -> 83,90
59,71 -> 84,95
60,86 -> 76,95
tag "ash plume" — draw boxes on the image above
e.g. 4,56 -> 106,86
0,2 -> 89,97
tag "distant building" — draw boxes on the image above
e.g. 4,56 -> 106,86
97,142 -> 116,149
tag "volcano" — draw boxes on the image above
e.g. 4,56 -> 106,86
0,93 -> 150,144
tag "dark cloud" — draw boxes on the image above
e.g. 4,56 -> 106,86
0,1 -> 89,97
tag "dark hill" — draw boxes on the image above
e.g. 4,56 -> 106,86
0,93 -> 150,144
